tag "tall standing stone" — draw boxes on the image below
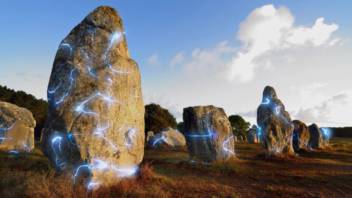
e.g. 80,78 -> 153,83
247,125 -> 259,144
292,120 -> 310,152
0,101 -> 35,152
183,105 -> 235,162
308,124 -> 325,149
41,6 -> 144,188
257,86 -> 294,156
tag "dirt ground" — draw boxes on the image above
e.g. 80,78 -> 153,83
0,138 -> 351,198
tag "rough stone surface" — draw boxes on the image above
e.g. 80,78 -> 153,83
0,101 -> 35,152
149,127 -> 186,148
183,105 -> 235,162
247,125 -> 259,144
292,120 -> 310,152
308,124 -> 325,149
257,86 -> 294,156
40,6 -> 144,187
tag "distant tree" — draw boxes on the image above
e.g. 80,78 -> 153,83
145,103 -> 177,134
0,85 -> 48,140
228,115 -> 250,141
177,122 -> 184,133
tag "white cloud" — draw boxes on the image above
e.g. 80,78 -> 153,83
170,52 -> 185,67
146,53 -> 160,66
294,93 -> 351,126
183,41 -> 235,79
140,4 -> 352,127
227,4 -> 339,82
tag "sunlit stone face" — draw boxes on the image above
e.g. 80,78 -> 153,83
41,6 -> 145,189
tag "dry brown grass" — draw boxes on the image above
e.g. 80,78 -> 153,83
1,138 -> 351,198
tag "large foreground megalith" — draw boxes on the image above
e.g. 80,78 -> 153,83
41,6 -> 144,188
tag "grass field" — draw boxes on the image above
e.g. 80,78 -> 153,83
0,138 -> 351,198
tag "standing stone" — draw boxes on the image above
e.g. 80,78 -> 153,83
257,86 -> 294,156
0,101 -> 35,152
247,125 -> 259,144
183,105 -> 235,162
292,120 -> 310,152
320,127 -> 332,146
41,6 -> 144,188
308,124 -> 325,149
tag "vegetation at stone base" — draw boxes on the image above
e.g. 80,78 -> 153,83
331,127 -> 352,138
0,85 -> 48,140
228,115 -> 251,140
1,138 -> 351,197
145,103 -> 177,134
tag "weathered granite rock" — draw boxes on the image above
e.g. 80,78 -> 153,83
257,86 -> 294,156
0,101 -> 35,152
183,105 -> 235,162
149,127 -> 186,148
41,6 -> 144,187
308,124 -> 325,149
247,125 -> 259,144
292,120 -> 310,152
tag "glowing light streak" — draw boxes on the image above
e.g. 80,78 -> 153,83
93,124 -> 118,151
152,134 -> 166,147
222,135 -> 235,155
87,66 -> 98,78
186,131 -> 215,138
107,31 -> 124,51
262,97 -> 270,105
48,69 -> 77,107
0,123 -> 14,133
73,164 -> 90,184
111,165 -> 138,178
73,158 -> 138,187
60,43 -> 73,55
125,128 -> 136,148
67,133 -> 77,145
8,150 -> 19,154
321,127 -> 332,140
51,135 -> 66,168
74,92 -> 116,116
22,143 -> 31,152
275,106 -> 281,115
87,181 -> 100,190
107,64 -> 130,75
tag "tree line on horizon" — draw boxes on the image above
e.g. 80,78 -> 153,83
0,84 -> 351,140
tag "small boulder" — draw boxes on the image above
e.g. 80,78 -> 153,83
0,101 -> 35,152
149,127 -> 186,148
257,86 -> 294,156
292,120 -> 310,152
183,105 -> 235,162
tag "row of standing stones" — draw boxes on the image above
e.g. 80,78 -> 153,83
0,6 -> 331,189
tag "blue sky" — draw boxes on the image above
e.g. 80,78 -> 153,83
0,1 -> 351,126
